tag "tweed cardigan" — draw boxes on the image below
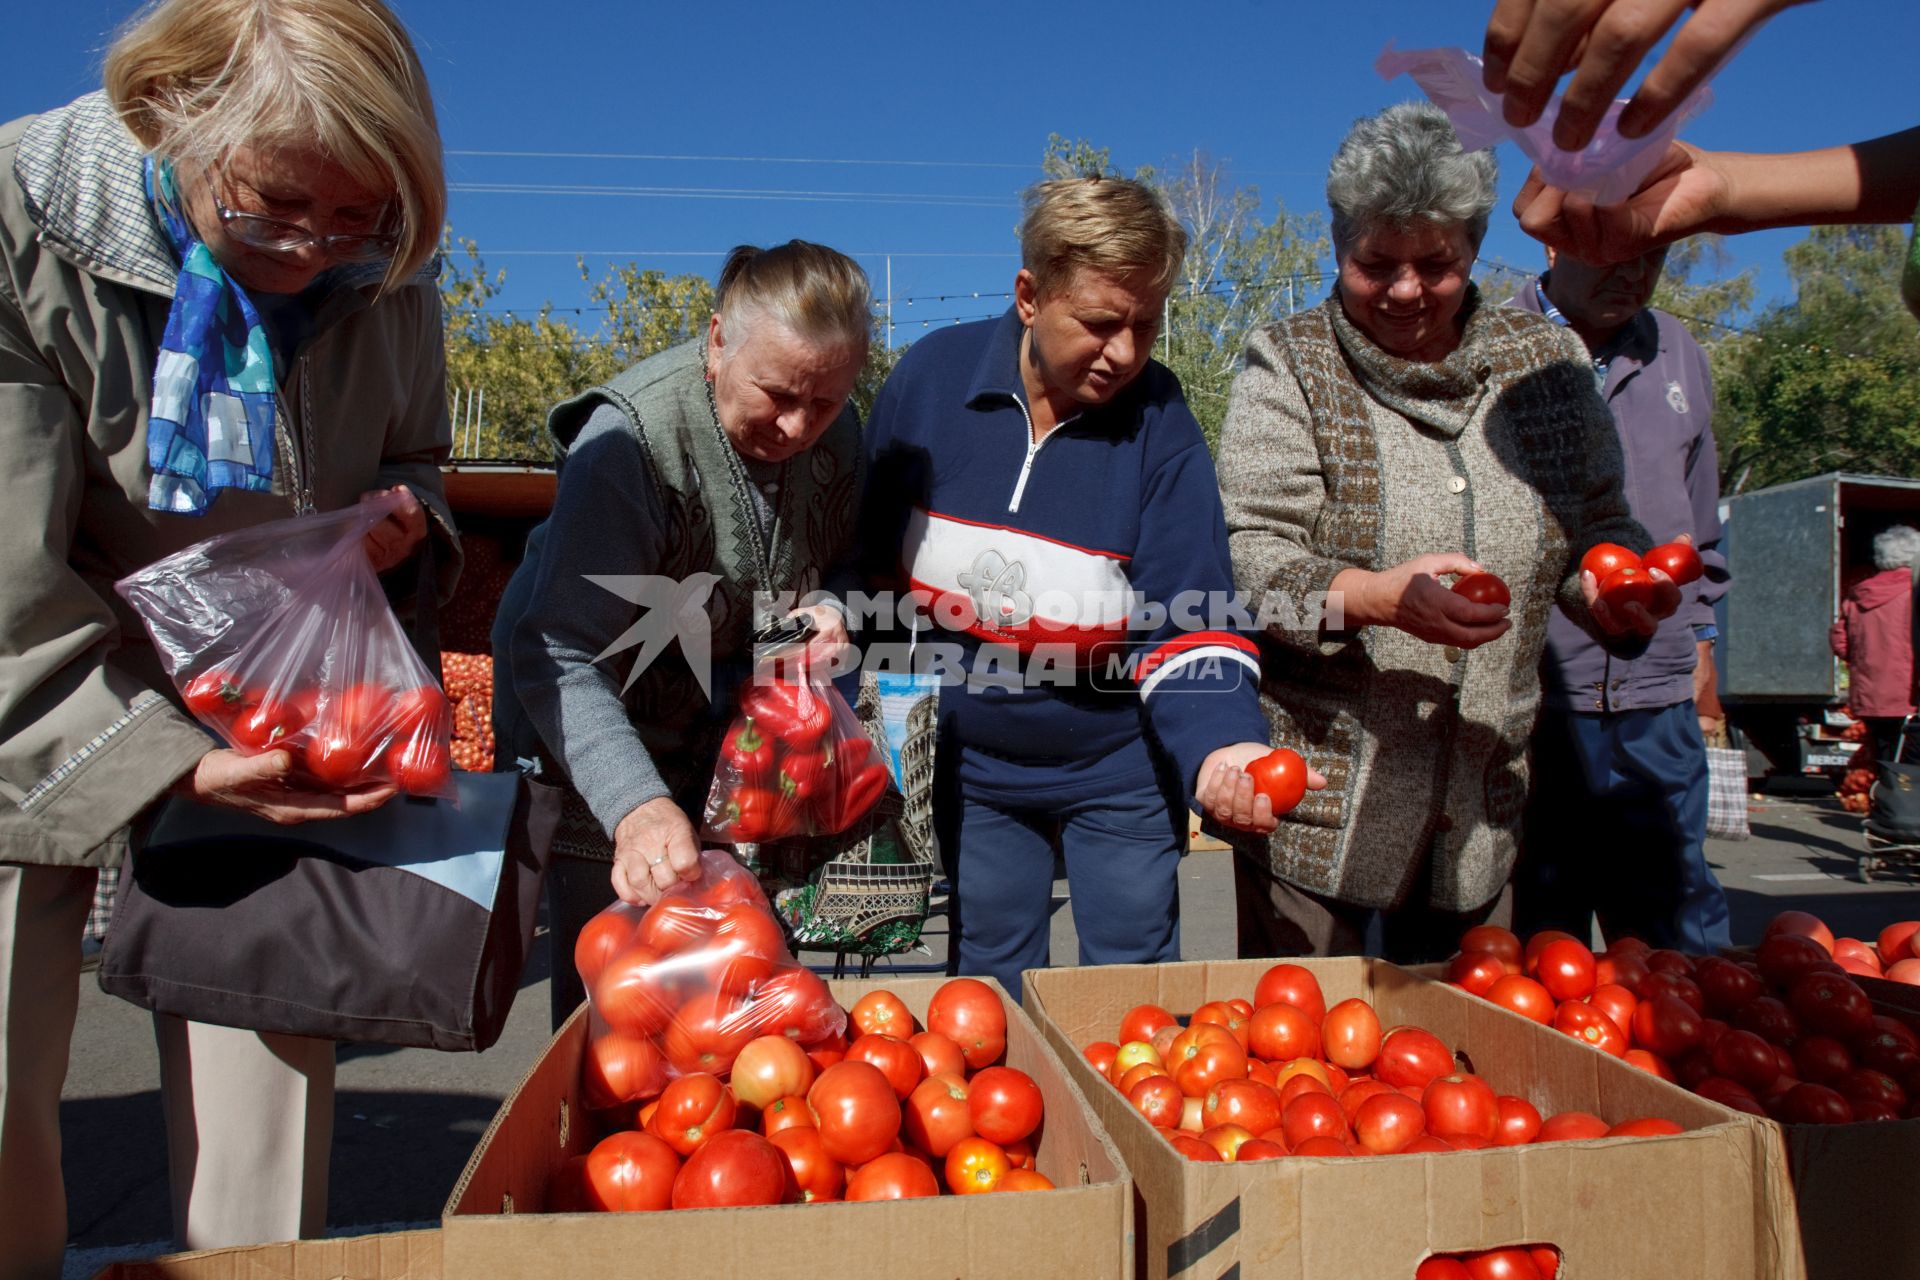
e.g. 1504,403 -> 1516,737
1218,293 -> 1649,912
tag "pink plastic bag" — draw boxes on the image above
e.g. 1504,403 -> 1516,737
115,492 -> 455,798
699,665 -> 888,844
1376,43 -> 1718,204
576,850 -> 848,1110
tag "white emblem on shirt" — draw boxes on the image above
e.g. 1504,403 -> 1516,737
1666,381 -> 1690,415
956,549 -> 1034,627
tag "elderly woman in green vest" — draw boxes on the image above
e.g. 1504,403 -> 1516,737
498,241 -> 869,1025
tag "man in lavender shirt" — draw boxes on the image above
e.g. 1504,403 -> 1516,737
1506,249 -> 1733,953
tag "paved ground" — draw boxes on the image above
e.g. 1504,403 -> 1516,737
55,786 -> 1920,1276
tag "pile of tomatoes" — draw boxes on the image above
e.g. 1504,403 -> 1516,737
1079,963 -> 1682,1162
1418,1247 -> 1561,1280
439,650 -> 495,773
1444,912 -> 1920,1125
556,976 -> 1058,1210
180,667 -> 454,795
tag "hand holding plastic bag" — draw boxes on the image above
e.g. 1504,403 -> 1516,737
577,850 -> 847,1110
1376,42 -> 1716,205
700,666 -> 889,843
116,492 -> 455,798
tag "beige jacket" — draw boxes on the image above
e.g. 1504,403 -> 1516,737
1219,295 -> 1648,912
0,93 -> 458,868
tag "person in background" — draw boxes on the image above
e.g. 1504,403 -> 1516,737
1507,246 -> 1733,954
0,0 -> 455,1271
858,176 -> 1295,999
496,242 -> 867,1028
1219,103 -> 1673,963
1831,526 -> 1920,767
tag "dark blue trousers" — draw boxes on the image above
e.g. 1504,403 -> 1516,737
935,757 -> 1185,999
1513,702 -> 1731,954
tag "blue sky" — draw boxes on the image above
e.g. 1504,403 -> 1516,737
10,1 -> 1916,341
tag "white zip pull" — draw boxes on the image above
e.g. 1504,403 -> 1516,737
1009,437 -> 1041,514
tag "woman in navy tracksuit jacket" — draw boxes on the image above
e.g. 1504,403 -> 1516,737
858,178 -> 1305,995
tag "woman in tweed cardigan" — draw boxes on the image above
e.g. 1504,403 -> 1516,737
1218,103 -> 1676,961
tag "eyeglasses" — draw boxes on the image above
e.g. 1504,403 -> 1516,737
209,185 -> 399,263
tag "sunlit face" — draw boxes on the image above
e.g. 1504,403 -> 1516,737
706,312 -> 865,463
1015,267 -> 1163,410
1336,222 -> 1476,361
1544,246 -> 1671,334
181,143 -> 393,296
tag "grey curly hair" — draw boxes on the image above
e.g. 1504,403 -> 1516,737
1874,525 -> 1920,571
1326,101 -> 1499,256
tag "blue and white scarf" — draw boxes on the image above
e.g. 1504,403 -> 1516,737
144,158 -> 277,514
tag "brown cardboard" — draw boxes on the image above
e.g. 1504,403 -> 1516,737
91,1231 -> 440,1280
442,976 -> 1133,1278
1025,958 -> 1804,1280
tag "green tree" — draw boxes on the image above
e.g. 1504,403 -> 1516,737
1712,225 -> 1920,492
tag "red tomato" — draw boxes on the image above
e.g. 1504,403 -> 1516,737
1252,964 -> 1327,1022
759,1094 -> 815,1135
1710,1029 -> 1785,1093
808,1060 -> 903,1165
903,1073 -> 973,1156
1535,1111 -> 1609,1142
1287,1135 -> 1352,1158
1118,1002 -> 1180,1046
1493,1095 -> 1542,1146
182,669 -> 251,723
1353,1091 -> 1426,1154
1793,1035 -> 1855,1085
1339,1078 -> 1398,1122
1595,950 -> 1650,992
1464,1248 -> 1546,1280
1448,950 -> 1513,997
1888,959 -> 1920,986
1452,572 -> 1511,606
1623,1049 -> 1675,1081
804,1029 -> 848,1074
1486,975 -> 1555,1025
1281,1091 -> 1351,1148
1083,1039 -> 1119,1080
1757,933 -> 1833,989
1837,1067 -> 1908,1115
1833,938 -> 1881,971
849,990 -> 917,1040
581,1029 -> 668,1108
1417,1260 -> 1474,1280
645,1072 -> 737,1156
1323,998 -> 1382,1070
1597,565 -> 1660,614
1580,542 -> 1643,581
1694,1076 -> 1766,1116
1878,921 -> 1920,968
634,899 -> 716,956
1168,1028 -> 1248,1099
1642,541 -> 1702,585
1636,970 -> 1705,1014
968,1065 -> 1044,1145
1422,1073 -> 1497,1142
1130,1075 -> 1188,1129
573,908 -> 641,993
1588,984 -> 1638,1039
1203,1077 -> 1283,1137
671,1129 -> 792,1208
1633,995 -> 1706,1058
1461,925 -> 1524,967
1553,1001 -> 1627,1057
1780,1082 -> 1854,1125
1787,970 -> 1873,1039
304,683 -> 393,785
1167,1131 -> 1226,1161
845,1151 -> 940,1200
582,1130 -> 680,1212
707,903 -> 787,995
901,1030 -> 961,1080
944,1135 -> 1012,1194
1692,956 -> 1763,1016
1191,1000 -> 1252,1051
230,693 -> 315,753
1248,1002 -> 1321,1061
768,1125 -> 842,1202
740,966 -> 841,1044
846,1034 -> 926,1101
1376,1027 -> 1454,1090
1765,910 -> 1836,956
730,1035 -> 816,1110
1534,939 -> 1598,1002
1246,747 -> 1310,815
1236,1138 -> 1287,1162
661,991 -> 752,1076
1001,1167 -> 1056,1189
1729,995 -> 1800,1047
926,978 -> 1007,1070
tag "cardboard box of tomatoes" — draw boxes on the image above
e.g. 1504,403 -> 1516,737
89,1230 -> 441,1279
441,976 -> 1134,1279
1023,958 -> 1802,1280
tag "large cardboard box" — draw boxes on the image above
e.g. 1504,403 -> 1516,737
442,976 -> 1133,1278
91,1231 -> 440,1280
1025,958 -> 1803,1280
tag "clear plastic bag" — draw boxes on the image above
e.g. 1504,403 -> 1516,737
115,492 -> 455,798
1375,43 -> 1718,204
699,665 -> 889,843
576,850 -> 847,1109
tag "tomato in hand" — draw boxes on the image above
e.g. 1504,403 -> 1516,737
182,669 -> 251,723
926,977 -> 1007,1069
387,732 -> 451,794
1580,542 -> 1643,581
1252,963 -> 1327,1022
1642,541 -> 1702,586
229,693 -> 314,752
582,1130 -> 680,1212
1452,572 -> 1511,607
1246,748 -> 1309,815
808,1060 -> 903,1165
671,1129 -> 792,1208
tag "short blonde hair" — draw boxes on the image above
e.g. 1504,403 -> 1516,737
1019,177 -> 1186,300
105,0 -> 445,289
715,241 -> 872,355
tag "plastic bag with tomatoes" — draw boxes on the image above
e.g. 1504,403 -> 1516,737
576,850 -> 847,1110
699,664 -> 890,844
114,492 -> 456,798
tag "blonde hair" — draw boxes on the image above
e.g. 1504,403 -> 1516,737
1019,177 -> 1186,300
104,0 -> 445,289
715,241 -> 872,356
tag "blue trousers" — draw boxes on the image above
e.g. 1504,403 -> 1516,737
1513,702 -> 1731,953
936,761 -> 1185,999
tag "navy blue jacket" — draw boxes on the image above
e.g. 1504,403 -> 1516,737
858,309 -> 1265,808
